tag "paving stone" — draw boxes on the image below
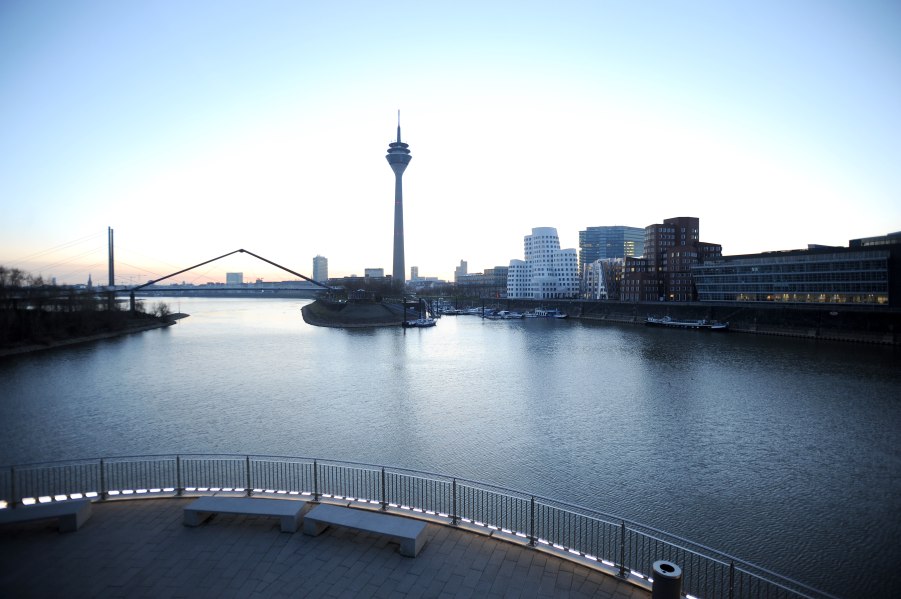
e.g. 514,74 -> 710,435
0,498 -> 649,599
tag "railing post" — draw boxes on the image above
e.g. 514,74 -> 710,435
245,456 -> 252,497
618,520 -> 629,579
313,460 -> 320,502
10,466 -> 17,509
100,459 -> 107,501
529,495 -> 536,547
176,455 -> 183,497
729,560 -> 735,599
451,478 -> 458,526
380,467 -> 387,511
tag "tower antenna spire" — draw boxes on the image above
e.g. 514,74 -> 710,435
397,109 -> 401,143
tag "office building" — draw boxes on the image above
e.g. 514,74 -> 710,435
507,227 -> 579,299
578,226 -> 644,276
226,272 -> 243,286
312,256 -> 328,284
693,233 -> 900,306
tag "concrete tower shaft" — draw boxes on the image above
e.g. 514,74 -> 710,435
386,117 -> 411,291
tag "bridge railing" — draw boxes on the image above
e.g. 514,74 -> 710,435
0,454 -> 837,599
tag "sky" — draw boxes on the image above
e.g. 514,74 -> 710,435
1,1 -> 899,285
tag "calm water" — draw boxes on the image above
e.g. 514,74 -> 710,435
1,298 -> 899,597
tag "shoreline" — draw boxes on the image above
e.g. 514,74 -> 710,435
0,313 -> 189,358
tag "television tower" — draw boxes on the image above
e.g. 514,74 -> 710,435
386,111 -> 411,292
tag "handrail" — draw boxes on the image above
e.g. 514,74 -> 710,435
0,454 -> 839,599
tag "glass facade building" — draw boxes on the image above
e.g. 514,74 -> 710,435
693,248 -> 891,305
578,226 -> 644,276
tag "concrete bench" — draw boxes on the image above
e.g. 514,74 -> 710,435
303,503 -> 428,557
0,499 -> 92,532
183,496 -> 306,533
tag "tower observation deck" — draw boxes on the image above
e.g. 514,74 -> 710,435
386,114 -> 412,292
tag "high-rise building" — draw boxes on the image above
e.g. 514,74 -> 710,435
312,256 -> 328,283
454,260 -> 468,283
386,114 -> 412,292
507,227 -> 579,299
622,216 -> 720,301
226,272 -> 243,285
410,266 -> 419,281
578,226 -> 644,276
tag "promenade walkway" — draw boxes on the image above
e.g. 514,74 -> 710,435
0,497 -> 650,598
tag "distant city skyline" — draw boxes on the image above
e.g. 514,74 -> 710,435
1,1 -> 899,284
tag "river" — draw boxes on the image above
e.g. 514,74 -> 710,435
1,297 -> 898,598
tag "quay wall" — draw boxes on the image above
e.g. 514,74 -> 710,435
460,297 -> 901,345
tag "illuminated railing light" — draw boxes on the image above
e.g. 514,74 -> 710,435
633,571 -> 647,580
289,491 -> 299,495
54,495 -> 67,501
601,559 -> 615,567
461,518 -> 472,523
276,490 -> 287,494
210,487 -> 221,492
264,489 -> 276,494
369,500 -> 379,505
538,539 -> 550,545
388,503 -> 398,508
122,490 -> 134,495
585,555 -> 598,562
438,512 -> 448,518
501,528 -> 512,534
22,498 -> 36,506
301,492 -> 311,496
136,489 -> 148,494
323,494 -> 333,498
487,525 -> 498,531
568,549 -> 580,556
474,520 -> 485,527
185,487 -> 196,492
515,532 -> 527,538
0,500 -> 7,509
412,508 -> 423,513
687,594 -> 700,599
149,488 -> 161,493
252,489 -> 263,493
162,488 -> 174,493
71,493 -> 84,499
552,543 -> 565,550
108,490 -> 121,496
85,492 -> 99,498
197,487 -> 208,492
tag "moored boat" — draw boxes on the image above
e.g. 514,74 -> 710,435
645,316 -> 728,330
402,317 -> 437,328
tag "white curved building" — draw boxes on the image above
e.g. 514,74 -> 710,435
507,227 -> 579,299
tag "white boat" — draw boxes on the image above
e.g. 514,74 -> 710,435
645,316 -> 728,330
402,318 -> 437,328
534,308 -> 568,319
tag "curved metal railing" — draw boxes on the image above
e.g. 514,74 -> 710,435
0,454 -> 839,599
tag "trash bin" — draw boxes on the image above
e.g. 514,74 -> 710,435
652,560 -> 682,599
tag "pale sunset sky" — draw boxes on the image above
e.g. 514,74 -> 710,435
1,1 -> 899,285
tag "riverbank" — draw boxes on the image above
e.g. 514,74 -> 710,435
0,313 -> 188,357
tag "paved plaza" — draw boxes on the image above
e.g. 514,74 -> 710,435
0,497 -> 651,598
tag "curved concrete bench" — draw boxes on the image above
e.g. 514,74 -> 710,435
0,499 -> 92,532
303,503 -> 428,557
183,496 -> 306,533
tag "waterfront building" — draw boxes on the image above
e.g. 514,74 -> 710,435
312,256 -> 328,283
578,226 -> 644,277
364,268 -> 385,278
507,227 -> 579,299
456,266 -> 509,298
693,232 -> 901,306
410,266 -> 419,281
582,258 -> 623,300
226,272 -> 243,286
454,260 -> 468,283
386,115 -> 412,292
622,216 -> 720,301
